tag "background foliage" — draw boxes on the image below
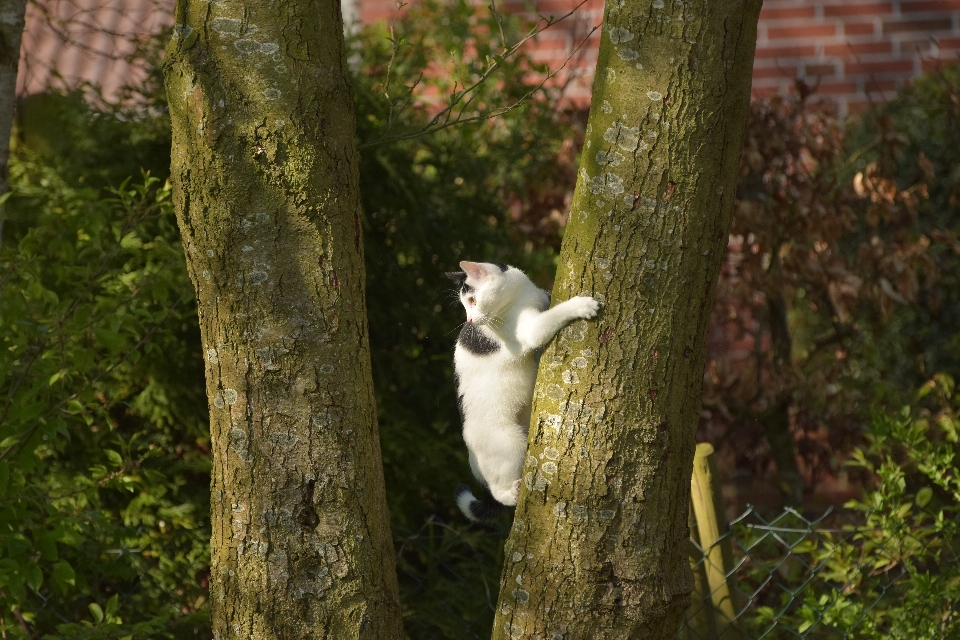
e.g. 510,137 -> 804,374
0,158 -> 209,636
704,69 -> 960,507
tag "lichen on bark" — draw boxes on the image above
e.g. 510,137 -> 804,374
164,0 -> 402,637
491,1 -> 761,638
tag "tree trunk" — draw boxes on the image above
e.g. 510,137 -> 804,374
491,1 -> 760,638
766,288 -> 803,504
0,0 -> 27,245
164,1 -> 402,637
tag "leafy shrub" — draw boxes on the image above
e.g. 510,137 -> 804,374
0,158 -> 209,637
705,67 -> 960,502
788,375 -> 960,638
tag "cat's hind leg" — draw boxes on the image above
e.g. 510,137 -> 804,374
468,449 -> 483,483
487,477 -> 521,506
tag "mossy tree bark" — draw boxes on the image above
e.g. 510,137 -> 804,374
164,0 -> 402,637
0,0 -> 27,244
491,1 -> 760,638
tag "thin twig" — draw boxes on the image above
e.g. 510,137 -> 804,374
361,0 -> 597,149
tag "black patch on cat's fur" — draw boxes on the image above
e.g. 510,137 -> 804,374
445,271 -> 467,285
491,262 -> 509,272
456,484 -> 506,521
445,272 -> 474,295
453,372 -> 465,424
458,324 -> 500,355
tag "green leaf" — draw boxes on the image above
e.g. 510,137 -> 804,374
89,602 -> 104,624
105,593 -> 119,616
916,486 -> 933,507
48,369 -> 66,385
94,328 -> 124,352
119,231 -> 142,249
54,526 -> 83,546
38,531 -> 59,560
52,561 -> 75,590
24,562 -> 42,590
0,435 -> 19,449
105,449 -> 123,467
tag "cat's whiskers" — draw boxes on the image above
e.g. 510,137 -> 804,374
487,313 -> 506,328
444,291 -> 462,306
444,321 -> 467,337
481,313 -> 506,333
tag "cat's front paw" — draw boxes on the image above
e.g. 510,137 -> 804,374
569,296 -> 601,320
509,479 -> 521,503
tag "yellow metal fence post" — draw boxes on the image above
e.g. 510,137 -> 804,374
689,443 -> 743,639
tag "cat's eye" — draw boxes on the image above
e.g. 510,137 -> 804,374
467,297 -> 476,305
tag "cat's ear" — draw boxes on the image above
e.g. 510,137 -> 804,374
445,271 -> 467,285
459,261 -> 487,281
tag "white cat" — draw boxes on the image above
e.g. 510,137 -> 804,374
446,261 -> 600,521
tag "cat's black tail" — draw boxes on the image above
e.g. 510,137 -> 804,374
455,483 -> 506,522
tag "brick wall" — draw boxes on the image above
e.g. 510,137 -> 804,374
19,0 -> 171,100
18,0 -> 960,110
358,0 -> 960,114
756,0 -> 960,114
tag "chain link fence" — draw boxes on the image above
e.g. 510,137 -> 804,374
683,504 -> 958,639
394,501 -> 960,640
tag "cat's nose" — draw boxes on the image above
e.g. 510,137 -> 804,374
467,317 -> 473,323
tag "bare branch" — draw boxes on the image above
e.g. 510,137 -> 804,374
360,0 -> 598,149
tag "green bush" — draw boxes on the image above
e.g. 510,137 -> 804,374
789,375 -> 960,638
0,159 -> 209,637
844,64 -> 960,399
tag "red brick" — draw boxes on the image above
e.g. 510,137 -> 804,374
900,38 -> 937,54
823,2 -> 893,17
806,63 -> 838,77
754,44 -> 817,59
864,78 -> 899,92
361,7 -> 398,21
824,2 -> 894,16
751,85 -> 783,99
753,64 -> 798,78
882,18 -> 954,34
846,100 -> 873,115
759,6 -> 817,20
529,30 -> 570,45
844,58 -> 915,74
824,41 -> 893,56
936,36 -> 960,48
535,0 -> 583,14
845,22 -> 877,35
768,24 -> 838,39
815,81 -> 861,94
901,0 -> 960,11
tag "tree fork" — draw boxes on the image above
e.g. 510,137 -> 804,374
492,1 -> 760,638
164,0 -> 402,637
